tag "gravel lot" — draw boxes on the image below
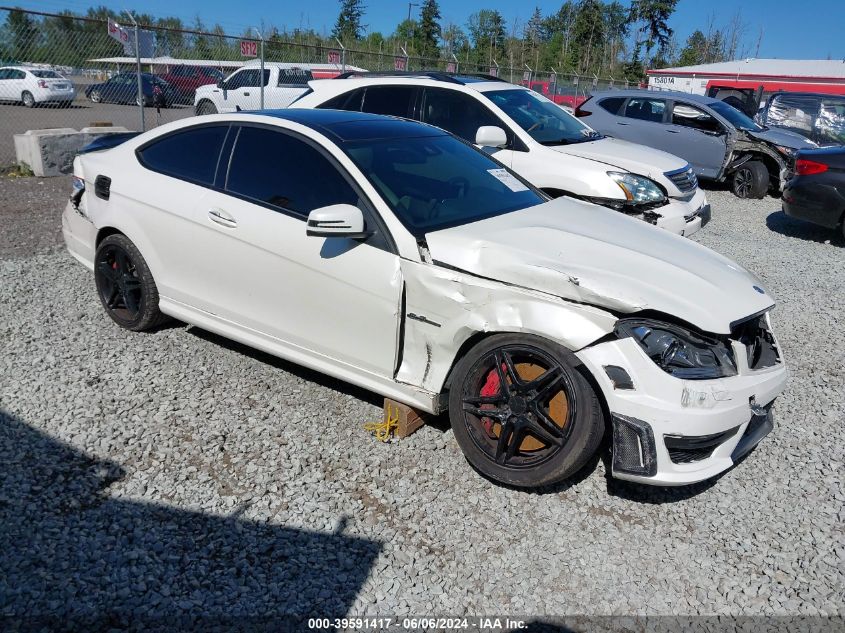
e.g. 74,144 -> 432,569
1,177 -> 843,623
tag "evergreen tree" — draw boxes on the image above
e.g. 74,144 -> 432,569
332,0 -> 366,43
418,0 -> 441,59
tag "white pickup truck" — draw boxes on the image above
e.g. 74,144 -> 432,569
193,62 -> 314,114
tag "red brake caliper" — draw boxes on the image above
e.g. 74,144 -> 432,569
479,366 -> 504,435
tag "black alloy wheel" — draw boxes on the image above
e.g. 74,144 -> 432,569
449,335 -> 604,488
94,234 -> 167,331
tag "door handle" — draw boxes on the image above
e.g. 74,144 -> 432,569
208,208 -> 237,228
666,129 -> 680,133
616,121 -> 629,126
243,91 -> 250,96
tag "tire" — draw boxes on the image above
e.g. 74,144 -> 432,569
448,334 -> 604,488
196,100 -> 217,115
135,95 -> 146,107
21,91 -> 35,107
732,160 -> 769,199
89,90 -> 102,103
94,234 -> 168,332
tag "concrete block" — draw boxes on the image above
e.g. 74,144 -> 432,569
14,126 -> 131,177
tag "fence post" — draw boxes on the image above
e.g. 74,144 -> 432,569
252,27 -> 264,109
125,11 -> 145,132
335,38 -> 346,74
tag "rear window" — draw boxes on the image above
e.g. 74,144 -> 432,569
598,96 -> 625,114
137,125 -> 229,186
318,88 -> 365,111
278,68 -> 312,86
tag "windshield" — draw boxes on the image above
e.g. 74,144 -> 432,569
709,100 -> 763,132
483,88 -> 603,145
343,134 -> 544,237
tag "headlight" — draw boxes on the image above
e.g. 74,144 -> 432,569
607,172 -> 666,204
616,318 -> 737,379
774,145 -> 796,157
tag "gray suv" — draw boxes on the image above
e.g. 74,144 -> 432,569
577,89 -> 815,198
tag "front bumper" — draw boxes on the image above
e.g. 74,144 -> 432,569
577,334 -> 787,486
62,200 -> 96,270
653,188 -> 710,237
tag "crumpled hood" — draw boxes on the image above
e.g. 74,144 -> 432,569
750,127 -> 817,149
550,136 -> 687,177
425,198 -> 773,335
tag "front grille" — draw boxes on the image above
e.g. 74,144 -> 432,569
665,165 -> 698,193
664,427 -> 740,464
731,315 -> 780,370
612,414 -> 657,477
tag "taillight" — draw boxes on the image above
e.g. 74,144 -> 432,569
795,159 -> 829,176
38,80 -> 48,88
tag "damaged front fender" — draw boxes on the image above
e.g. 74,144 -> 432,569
395,260 -> 618,394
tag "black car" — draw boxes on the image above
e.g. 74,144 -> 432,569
85,73 -> 176,107
782,147 -> 845,239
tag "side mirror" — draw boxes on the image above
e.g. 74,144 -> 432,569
475,126 -> 508,149
306,204 -> 371,239
216,79 -> 225,89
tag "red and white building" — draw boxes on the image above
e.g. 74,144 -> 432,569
647,58 -> 845,97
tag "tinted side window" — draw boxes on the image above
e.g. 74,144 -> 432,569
671,103 -> 722,133
0,69 -> 10,80
227,69 -> 269,89
361,86 -> 416,117
10,69 -> 25,79
226,126 -> 358,216
624,97 -> 666,122
599,96 -> 625,114
318,88 -> 365,111
421,88 -> 505,141
137,125 -> 228,186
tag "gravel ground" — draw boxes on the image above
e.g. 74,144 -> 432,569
1,178 -> 843,623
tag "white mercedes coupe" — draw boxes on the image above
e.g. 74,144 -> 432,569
62,109 -> 787,488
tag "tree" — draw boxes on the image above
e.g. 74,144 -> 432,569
5,9 -> 39,61
678,29 -> 706,66
467,10 -> 506,65
628,0 -> 678,66
332,0 -> 365,43
418,0 -> 441,59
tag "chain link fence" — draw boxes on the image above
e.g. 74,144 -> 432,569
0,6 -> 625,167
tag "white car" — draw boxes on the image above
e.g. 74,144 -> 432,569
0,66 -> 76,107
194,62 -> 313,114
292,73 -> 711,236
62,110 -> 786,488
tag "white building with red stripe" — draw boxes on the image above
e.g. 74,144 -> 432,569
647,58 -> 845,96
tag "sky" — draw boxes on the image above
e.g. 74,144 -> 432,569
17,0 -> 845,61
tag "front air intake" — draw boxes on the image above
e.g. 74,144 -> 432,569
611,414 -> 657,477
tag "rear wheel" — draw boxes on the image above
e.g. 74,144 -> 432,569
21,91 -> 35,107
196,100 -> 217,115
94,234 -> 168,331
89,90 -> 102,103
448,334 -> 604,488
732,160 -> 769,199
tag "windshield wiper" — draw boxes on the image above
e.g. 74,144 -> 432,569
539,138 -> 576,146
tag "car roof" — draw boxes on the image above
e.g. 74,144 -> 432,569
591,89 -> 719,106
320,72 -> 524,94
244,108 -> 448,143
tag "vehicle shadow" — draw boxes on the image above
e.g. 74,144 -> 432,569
766,209 -> 843,245
186,326 -> 384,408
0,409 -> 382,625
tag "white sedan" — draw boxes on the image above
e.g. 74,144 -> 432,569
0,66 -> 76,107
62,110 -> 786,488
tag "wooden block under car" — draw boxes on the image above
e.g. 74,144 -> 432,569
384,398 -> 426,438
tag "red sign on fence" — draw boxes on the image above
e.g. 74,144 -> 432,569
327,50 -> 341,65
489,66 -> 498,77
240,40 -> 258,57
446,61 -> 456,73
394,57 -> 407,71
